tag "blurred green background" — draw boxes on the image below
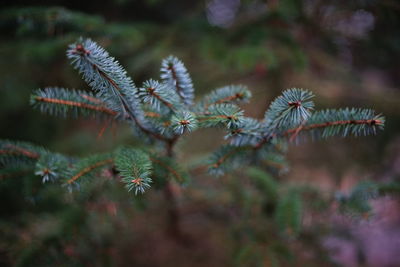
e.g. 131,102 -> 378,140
1,0 -> 399,266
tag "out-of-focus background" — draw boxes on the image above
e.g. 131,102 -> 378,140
0,0 -> 399,266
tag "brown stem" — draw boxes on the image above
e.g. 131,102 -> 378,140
66,158 -> 114,184
0,145 -> 40,159
90,59 -> 170,142
254,118 -> 383,149
146,87 -> 175,111
34,96 -> 117,116
204,92 -> 245,110
162,137 -> 190,244
284,119 -> 383,134
197,115 -> 238,122
163,180 -> 181,237
168,65 -> 185,103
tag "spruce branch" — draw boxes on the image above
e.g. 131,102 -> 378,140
67,39 -> 139,116
208,139 -> 286,176
65,154 -> 113,185
31,87 -> 117,119
291,108 -> 385,140
171,111 -> 198,135
2,38 -> 386,201
198,104 -> 244,129
226,117 -> 263,146
0,145 -> 40,160
138,79 -> 181,112
197,85 -> 252,110
160,55 -> 194,106
67,38 -> 168,142
264,88 -> 314,130
0,140 -> 44,168
211,108 -> 384,175
0,141 -> 75,185
115,147 -> 152,195
35,153 -> 70,183
208,145 -> 249,176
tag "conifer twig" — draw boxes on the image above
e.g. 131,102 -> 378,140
34,96 -> 117,116
4,38 -> 385,199
66,158 -> 113,184
212,118 -> 384,169
0,145 -> 40,159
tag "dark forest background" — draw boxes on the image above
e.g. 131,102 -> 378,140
1,1 -> 399,266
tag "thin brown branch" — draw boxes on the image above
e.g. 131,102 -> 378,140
80,94 -> 103,105
145,111 -> 162,118
212,147 -> 242,169
146,87 -> 175,110
197,115 -> 238,122
97,117 -> 113,139
255,118 -> 383,148
168,65 -> 185,102
66,158 -> 114,184
34,96 -> 117,115
204,92 -> 245,110
284,119 -> 383,135
0,145 -> 40,159
93,65 -> 170,142
289,120 -> 306,142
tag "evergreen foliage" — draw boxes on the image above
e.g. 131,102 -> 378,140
0,38 -> 385,198
160,55 -> 194,106
115,147 -> 152,195
31,87 -> 116,119
275,190 -> 303,236
264,88 -> 314,130
0,140 -> 45,167
66,38 -> 143,120
195,85 -> 251,110
335,180 -> 400,219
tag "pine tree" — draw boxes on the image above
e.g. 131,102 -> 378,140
0,38 -> 386,239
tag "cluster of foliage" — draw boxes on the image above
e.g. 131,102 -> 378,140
0,38 -> 385,197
